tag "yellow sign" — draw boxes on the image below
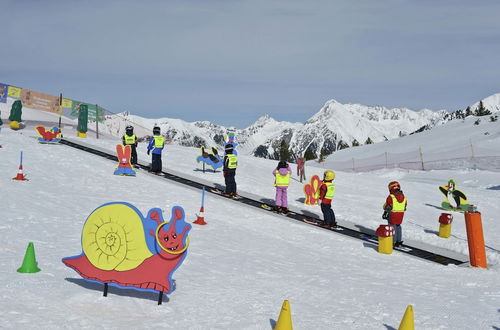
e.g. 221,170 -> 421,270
8,86 -> 21,98
62,98 -> 73,108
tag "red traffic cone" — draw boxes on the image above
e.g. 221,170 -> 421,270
12,164 -> 28,181
193,206 -> 207,225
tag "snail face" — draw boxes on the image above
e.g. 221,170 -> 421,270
157,227 -> 183,252
156,222 -> 189,256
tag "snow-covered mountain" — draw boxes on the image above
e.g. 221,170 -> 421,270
470,93 -> 500,113
101,99 -> 451,159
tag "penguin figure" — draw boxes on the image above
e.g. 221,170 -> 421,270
439,179 -> 467,209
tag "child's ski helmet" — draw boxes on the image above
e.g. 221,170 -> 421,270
278,160 -> 287,169
323,170 -> 335,181
153,126 -> 160,134
388,181 -> 401,193
126,125 -> 134,134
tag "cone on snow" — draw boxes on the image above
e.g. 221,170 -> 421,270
398,305 -> 414,330
17,242 -> 41,273
12,164 -> 28,181
193,206 -> 207,225
274,300 -> 293,330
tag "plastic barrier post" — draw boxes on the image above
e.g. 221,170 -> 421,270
376,225 -> 394,254
464,207 -> 487,268
378,236 -> 393,254
438,213 -> 453,238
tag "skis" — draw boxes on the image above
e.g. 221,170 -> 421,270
394,245 -> 412,252
260,204 -> 293,216
303,217 -> 344,231
209,188 -> 242,200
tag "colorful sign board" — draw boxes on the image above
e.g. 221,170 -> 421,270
0,82 -> 107,121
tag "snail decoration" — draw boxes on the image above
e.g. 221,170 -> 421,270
62,202 -> 192,302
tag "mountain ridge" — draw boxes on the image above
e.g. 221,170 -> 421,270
101,94 -> 500,160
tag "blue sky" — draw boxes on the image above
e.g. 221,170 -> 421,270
1,0 -> 499,128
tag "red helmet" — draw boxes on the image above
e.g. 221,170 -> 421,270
388,181 -> 401,193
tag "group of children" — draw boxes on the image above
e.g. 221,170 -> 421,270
124,125 -> 407,247
122,125 -> 165,174
270,160 -> 406,246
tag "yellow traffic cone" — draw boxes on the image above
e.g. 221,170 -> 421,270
275,300 -> 293,330
398,305 -> 414,330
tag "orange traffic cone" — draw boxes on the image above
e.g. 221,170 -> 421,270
12,164 -> 28,181
193,206 -> 207,225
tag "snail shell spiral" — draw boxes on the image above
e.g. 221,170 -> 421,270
82,203 -> 153,271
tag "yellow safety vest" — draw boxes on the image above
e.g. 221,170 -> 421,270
153,135 -> 164,149
123,134 -> 136,145
325,182 -> 335,199
227,154 -> 238,169
390,194 -> 406,212
275,172 -> 290,187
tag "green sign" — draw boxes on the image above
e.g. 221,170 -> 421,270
70,101 -> 106,122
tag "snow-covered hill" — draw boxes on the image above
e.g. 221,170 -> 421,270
322,114 -> 500,172
470,93 -> 500,113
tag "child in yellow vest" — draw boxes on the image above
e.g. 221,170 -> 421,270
273,160 -> 291,213
318,170 -> 339,229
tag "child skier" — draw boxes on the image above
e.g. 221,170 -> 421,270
382,181 -> 407,247
318,170 -> 339,229
147,126 -> 164,174
223,143 -> 238,197
122,125 -> 138,166
273,160 -> 291,213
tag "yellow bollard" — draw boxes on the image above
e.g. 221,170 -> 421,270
275,300 -> 293,330
398,305 -> 414,330
378,236 -> 393,254
77,131 -> 87,138
438,213 -> 453,238
439,223 -> 452,238
376,225 -> 395,254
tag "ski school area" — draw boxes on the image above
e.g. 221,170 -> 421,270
1,119 -> 500,329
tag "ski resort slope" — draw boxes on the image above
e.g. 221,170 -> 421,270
324,115 -> 500,162
69,123 -> 500,266
1,128 -> 500,329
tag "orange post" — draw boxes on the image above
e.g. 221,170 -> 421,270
464,208 -> 487,268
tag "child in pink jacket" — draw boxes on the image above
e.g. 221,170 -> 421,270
273,160 -> 292,213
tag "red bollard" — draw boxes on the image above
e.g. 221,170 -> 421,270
464,207 -> 487,268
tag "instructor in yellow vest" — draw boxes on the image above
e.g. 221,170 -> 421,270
122,125 -> 138,165
147,126 -> 165,174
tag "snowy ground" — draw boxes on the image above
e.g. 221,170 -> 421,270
1,125 -> 500,329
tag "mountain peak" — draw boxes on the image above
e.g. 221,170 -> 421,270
470,93 -> 500,113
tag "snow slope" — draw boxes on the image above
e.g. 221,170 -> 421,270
322,115 -> 500,171
2,124 -> 500,328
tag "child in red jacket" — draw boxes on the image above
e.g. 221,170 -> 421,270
383,181 -> 407,247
